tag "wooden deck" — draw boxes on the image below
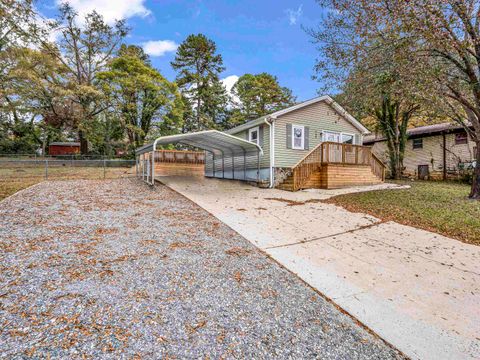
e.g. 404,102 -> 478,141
277,142 -> 386,191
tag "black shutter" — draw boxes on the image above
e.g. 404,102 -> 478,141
259,125 -> 264,148
286,124 -> 292,149
304,126 -> 310,150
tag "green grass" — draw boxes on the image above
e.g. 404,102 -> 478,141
326,180 -> 480,245
0,166 -> 135,201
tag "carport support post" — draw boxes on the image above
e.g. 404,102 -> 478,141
257,151 -> 260,183
212,153 -> 215,177
232,153 -> 235,180
221,150 -> 225,179
243,150 -> 246,180
151,150 -> 155,185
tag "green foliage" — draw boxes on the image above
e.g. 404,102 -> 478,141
230,73 -> 296,127
98,45 -> 182,153
171,34 -> 229,131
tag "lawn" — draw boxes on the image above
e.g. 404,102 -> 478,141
326,180 -> 480,246
0,166 -> 135,201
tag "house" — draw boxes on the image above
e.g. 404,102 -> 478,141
222,95 -> 384,190
48,142 -> 80,156
364,123 -> 476,180
135,95 -> 386,190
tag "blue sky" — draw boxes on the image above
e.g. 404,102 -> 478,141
38,0 -> 327,101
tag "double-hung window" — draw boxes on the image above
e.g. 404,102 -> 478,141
249,126 -> 259,146
292,125 -> 305,150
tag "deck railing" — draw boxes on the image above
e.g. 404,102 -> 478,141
154,150 -> 205,164
290,142 -> 386,190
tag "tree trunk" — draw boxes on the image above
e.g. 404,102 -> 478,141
469,140 -> 480,199
79,130 -> 88,155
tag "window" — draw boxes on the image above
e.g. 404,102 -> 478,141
322,131 -> 340,143
455,132 -> 468,145
292,125 -> 304,149
248,127 -> 259,145
412,138 -> 423,149
342,134 -> 354,144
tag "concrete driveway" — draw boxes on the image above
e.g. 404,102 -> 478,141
159,175 -> 480,360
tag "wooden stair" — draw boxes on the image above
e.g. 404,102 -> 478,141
276,142 -> 385,191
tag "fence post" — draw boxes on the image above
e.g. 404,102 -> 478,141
103,158 -> 106,179
45,159 -> 48,179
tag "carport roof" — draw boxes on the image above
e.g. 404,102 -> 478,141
135,130 -> 263,156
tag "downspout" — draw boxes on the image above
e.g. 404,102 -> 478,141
264,117 -> 275,188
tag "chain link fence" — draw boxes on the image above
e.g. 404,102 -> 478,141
0,154 -> 136,200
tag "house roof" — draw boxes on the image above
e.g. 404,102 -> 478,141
363,122 -> 467,144
135,130 -> 263,156
226,95 -> 370,135
49,142 -> 80,146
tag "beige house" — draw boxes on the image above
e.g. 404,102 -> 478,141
364,123 -> 476,180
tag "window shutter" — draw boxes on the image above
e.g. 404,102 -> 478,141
304,126 -> 310,150
286,124 -> 292,149
259,125 -> 264,148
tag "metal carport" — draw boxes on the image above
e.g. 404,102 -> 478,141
135,130 -> 263,185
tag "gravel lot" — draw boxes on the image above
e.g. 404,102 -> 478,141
0,179 -> 403,359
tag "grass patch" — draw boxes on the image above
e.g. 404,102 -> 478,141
325,180 -> 480,245
0,166 -> 134,201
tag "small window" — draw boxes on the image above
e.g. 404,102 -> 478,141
412,138 -> 423,149
455,132 -> 468,145
292,125 -> 304,150
248,127 -> 259,145
342,134 -> 354,144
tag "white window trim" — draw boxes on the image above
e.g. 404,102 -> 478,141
248,126 -> 260,146
322,130 -> 340,143
341,132 -> 355,145
322,131 -> 356,145
292,124 -> 305,150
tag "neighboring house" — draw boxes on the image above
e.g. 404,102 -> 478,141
136,95 -> 386,190
364,123 -> 476,180
48,142 -> 80,156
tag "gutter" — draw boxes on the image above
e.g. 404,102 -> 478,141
264,117 -> 275,188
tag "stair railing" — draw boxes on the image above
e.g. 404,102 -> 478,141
291,142 -> 323,191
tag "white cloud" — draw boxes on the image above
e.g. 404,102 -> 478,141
142,40 -> 178,57
57,0 -> 151,25
286,5 -> 303,25
221,75 -> 240,104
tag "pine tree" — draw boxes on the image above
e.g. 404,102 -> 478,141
171,34 -> 229,131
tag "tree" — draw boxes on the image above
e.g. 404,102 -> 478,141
171,34 -> 229,131
393,0 -> 480,198
312,0 -> 480,197
230,73 -> 296,125
309,0 -> 427,179
38,3 -> 128,153
98,45 -> 182,152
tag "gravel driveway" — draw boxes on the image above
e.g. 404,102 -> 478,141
0,179 -> 402,359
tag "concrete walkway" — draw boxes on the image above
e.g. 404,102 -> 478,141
159,176 -> 480,360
